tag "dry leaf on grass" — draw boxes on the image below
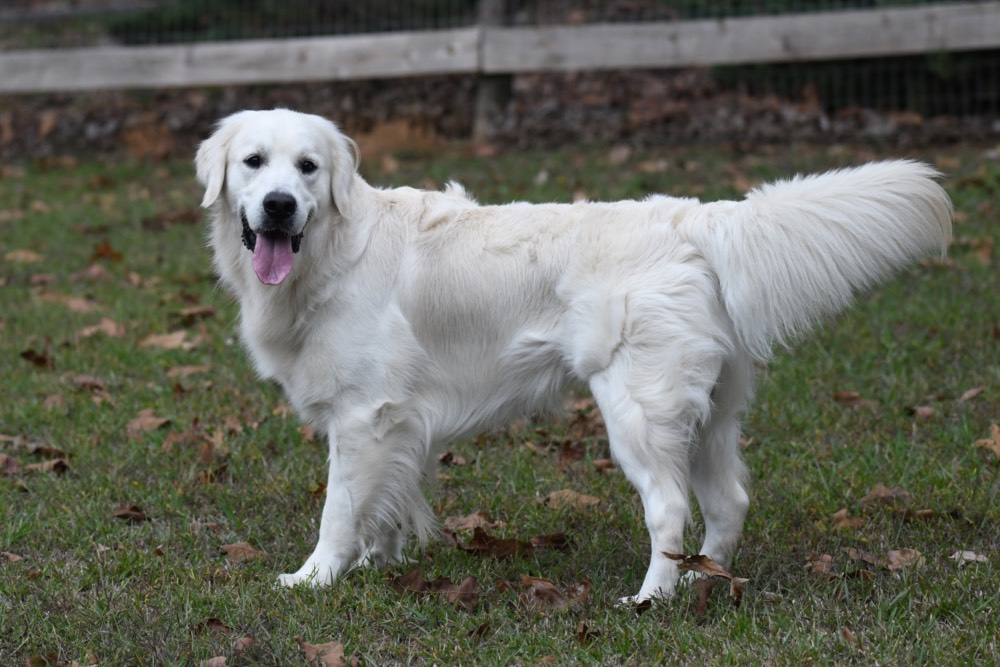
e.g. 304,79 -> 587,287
541,488 -> 600,510
575,620 -> 601,644
806,552 -> 835,577
296,638 -> 356,667
127,408 -> 170,437
454,526 -> 534,558
832,508 -> 866,530
860,483 -> 912,505
833,390 -> 876,410
23,458 -> 69,475
517,575 -> 590,614
76,317 -> 125,339
909,405 -> 936,420
39,291 -> 100,313
392,566 -> 480,611
5,248 -> 42,263
663,552 -> 747,612
140,330 -> 188,350
437,451 -> 467,466
113,505 -> 148,523
20,339 -> 54,370
0,453 -> 22,475
192,617 -> 234,635
950,550 -> 988,565
443,510 -> 504,533
166,364 -> 212,379
974,423 -> 1000,460
220,542 -> 264,562
883,549 -> 924,571
958,386 -> 985,402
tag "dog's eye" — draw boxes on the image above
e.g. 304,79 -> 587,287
243,154 -> 262,169
299,159 -> 318,175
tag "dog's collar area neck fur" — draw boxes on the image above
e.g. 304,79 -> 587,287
241,214 -> 303,254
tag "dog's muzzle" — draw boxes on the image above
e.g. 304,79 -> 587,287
240,213 -> 304,254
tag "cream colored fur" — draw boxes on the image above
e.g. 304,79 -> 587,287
195,109 -> 952,602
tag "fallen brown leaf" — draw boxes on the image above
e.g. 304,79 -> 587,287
1,551 -> 23,562
693,577 -> 716,615
0,453 -> 22,475
575,620 -> 601,643
860,483 -> 912,505
176,306 -> 216,325
166,365 -> 212,380
92,239 -> 123,262
23,458 -> 69,475
664,552 -> 732,579
113,504 -> 148,523
39,291 -> 100,313
76,317 -> 126,339
845,547 -> 879,566
542,488 -> 600,510
883,549 -> 923,571
832,508 -> 865,530
199,657 -> 227,667
43,394 -> 66,410
730,576 -> 749,607
140,330 -> 188,350
442,510 -> 503,533
296,637 -> 354,667
518,575 -> 590,614
127,408 -> 170,437
958,386 -> 985,402
974,423 -> 1000,460
950,550 -> 988,565
437,451 -> 467,466
70,263 -> 113,283
806,552 -> 835,577
529,532 -> 571,551
20,339 -> 54,369
5,248 -> 42,263
193,617 -> 234,635
833,390 -> 876,410
220,542 -> 264,562
457,527 -> 533,558
233,636 -> 255,653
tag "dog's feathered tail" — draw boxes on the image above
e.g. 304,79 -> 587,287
677,160 -> 952,361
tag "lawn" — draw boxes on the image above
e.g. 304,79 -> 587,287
1,141 -> 997,666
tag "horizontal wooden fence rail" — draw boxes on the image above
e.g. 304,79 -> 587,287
1,2 -> 998,93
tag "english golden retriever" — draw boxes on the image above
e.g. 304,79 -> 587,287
196,109 -> 952,602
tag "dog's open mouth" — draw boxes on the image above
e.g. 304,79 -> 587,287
242,214 -> 303,286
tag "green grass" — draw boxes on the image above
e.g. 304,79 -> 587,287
1,143 -> 998,665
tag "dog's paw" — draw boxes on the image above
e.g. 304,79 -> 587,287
277,557 -> 342,588
277,571 -> 314,588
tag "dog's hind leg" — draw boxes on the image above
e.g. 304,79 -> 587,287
589,351 -> 719,604
689,357 -> 753,575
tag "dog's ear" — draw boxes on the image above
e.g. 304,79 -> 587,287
323,120 -> 360,218
195,112 -> 247,208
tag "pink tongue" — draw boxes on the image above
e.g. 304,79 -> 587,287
252,234 -> 294,285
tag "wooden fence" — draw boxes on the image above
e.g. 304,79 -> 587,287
1,2 -> 998,94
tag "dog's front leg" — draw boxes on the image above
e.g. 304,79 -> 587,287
278,434 -> 358,587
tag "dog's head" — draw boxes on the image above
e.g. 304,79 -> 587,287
195,109 -> 359,286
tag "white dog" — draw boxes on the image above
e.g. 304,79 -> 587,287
195,109 -> 952,602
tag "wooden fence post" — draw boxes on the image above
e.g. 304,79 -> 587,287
473,0 -> 511,142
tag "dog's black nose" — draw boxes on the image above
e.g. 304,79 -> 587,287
263,191 -> 297,221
